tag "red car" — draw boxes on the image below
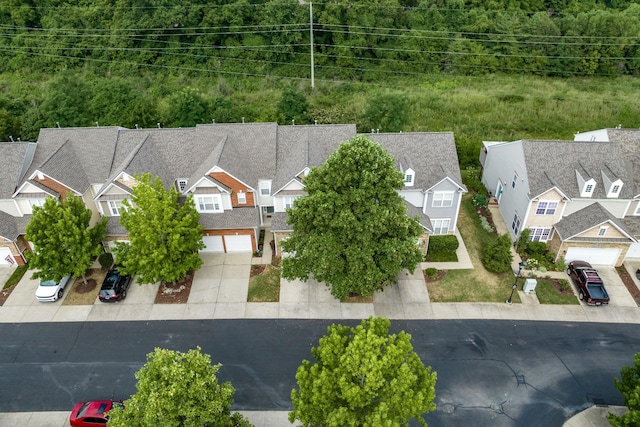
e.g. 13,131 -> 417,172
69,400 -> 123,426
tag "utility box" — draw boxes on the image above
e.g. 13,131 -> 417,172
523,278 -> 537,293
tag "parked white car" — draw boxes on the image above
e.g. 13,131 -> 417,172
35,275 -> 71,302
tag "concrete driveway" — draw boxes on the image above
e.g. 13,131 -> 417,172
585,265 -> 637,308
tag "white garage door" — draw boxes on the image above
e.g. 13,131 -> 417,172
201,236 -> 224,252
564,247 -> 621,266
626,243 -> 640,259
224,235 -> 252,252
0,247 -> 16,266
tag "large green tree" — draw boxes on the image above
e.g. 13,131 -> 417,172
107,347 -> 253,427
281,135 -> 424,300
290,317 -> 437,427
25,194 -> 107,284
114,173 -> 204,285
608,353 -> 640,426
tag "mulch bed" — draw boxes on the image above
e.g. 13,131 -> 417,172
423,269 -> 448,282
0,285 -> 15,306
616,265 -> 640,306
250,264 -> 267,277
154,270 -> 194,304
74,278 -> 98,294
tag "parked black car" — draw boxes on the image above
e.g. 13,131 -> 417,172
98,266 -> 132,302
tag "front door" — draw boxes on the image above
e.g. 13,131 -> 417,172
496,181 -> 504,202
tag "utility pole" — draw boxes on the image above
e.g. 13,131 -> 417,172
310,2 -> 314,89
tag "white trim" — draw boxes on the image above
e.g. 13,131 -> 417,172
237,191 -> 246,204
205,166 -> 256,192
425,176 -> 466,193
432,191 -> 454,208
431,218 -> 451,235
534,200 -> 558,215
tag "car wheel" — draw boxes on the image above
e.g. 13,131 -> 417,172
57,289 -> 64,300
579,291 -> 584,300
121,290 -> 127,300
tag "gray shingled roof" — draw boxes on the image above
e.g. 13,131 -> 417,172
199,207 -> 260,229
273,124 -> 356,192
368,132 -> 466,191
0,210 -> 19,240
404,200 -> 433,231
105,216 -> 127,236
271,212 -> 291,232
554,202 -> 634,241
28,127 -> 121,193
522,140 -> 632,199
38,140 -> 89,194
200,123 -> 278,189
603,129 -> 640,197
0,142 -> 31,198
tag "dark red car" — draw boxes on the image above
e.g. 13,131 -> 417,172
69,400 -> 123,426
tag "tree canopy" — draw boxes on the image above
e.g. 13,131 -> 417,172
114,173 -> 204,285
25,194 -> 106,284
608,352 -> 640,426
107,347 -> 253,427
281,135 -> 424,300
289,316 -> 437,427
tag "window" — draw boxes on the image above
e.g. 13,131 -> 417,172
176,179 -> 187,192
107,200 -> 125,216
512,173 -> 518,189
598,226 -> 608,237
612,185 -> 620,194
432,192 -> 454,208
511,213 -> 521,235
585,184 -> 593,193
28,199 -> 45,209
403,168 -> 414,186
237,192 -> 246,204
284,196 -> 299,209
529,227 -> 551,242
196,195 -> 222,213
432,219 -> 450,235
535,201 -> 558,215
259,181 -> 271,196
635,203 -> 640,215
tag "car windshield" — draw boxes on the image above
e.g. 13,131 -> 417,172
40,280 -> 57,287
76,402 -> 91,417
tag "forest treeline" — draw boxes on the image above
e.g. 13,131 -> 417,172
1,0 -> 639,80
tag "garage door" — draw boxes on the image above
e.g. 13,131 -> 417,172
564,247 -> 621,266
626,243 -> 640,259
0,247 -> 16,266
224,235 -> 252,252
201,236 -> 224,252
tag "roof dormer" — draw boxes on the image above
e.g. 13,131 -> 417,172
601,168 -> 623,198
403,167 -> 415,187
575,169 -> 595,198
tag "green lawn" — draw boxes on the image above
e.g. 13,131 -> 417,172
247,265 -> 281,302
3,265 -> 28,289
534,279 -> 579,305
426,194 -> 519,303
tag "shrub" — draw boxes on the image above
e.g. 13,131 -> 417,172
461,168 -> 487,194
425,268 -> 438,278
472,194 -> 487,207
98,252 -> 114,269
558,279 -> 571,292
428,235 -> 459,252
515,229 -> 530,254
554,257 -> 567,272
526,241 -> 547,257
481,234 -> 513,273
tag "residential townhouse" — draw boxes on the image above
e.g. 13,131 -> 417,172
480,133 -> 640,267
0,123 -> 467,266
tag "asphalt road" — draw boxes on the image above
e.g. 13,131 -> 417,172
0,319 -> 638,427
